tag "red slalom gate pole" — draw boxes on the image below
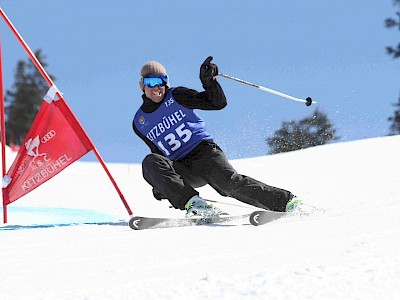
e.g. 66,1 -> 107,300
0,36 -> 7,223
0,8 -> 133,216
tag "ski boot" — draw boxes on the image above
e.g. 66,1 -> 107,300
285,197 -> 321,216
185,195 -> 226,219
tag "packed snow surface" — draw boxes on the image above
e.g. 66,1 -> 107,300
1,136 -> 400,299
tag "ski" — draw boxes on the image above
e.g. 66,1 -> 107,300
249,210 -> 287,226
129,209 -> 291,230
129,213 -> 252,230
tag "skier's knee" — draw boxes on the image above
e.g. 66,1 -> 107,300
142,153 -> 171,170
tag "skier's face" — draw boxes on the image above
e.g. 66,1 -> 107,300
144,85 -> 166,103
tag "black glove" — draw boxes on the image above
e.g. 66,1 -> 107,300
200,56 -> 219,87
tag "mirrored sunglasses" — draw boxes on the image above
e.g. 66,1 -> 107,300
142,75 -> 168,88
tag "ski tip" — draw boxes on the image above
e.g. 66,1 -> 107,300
249,210 -> 287,226
129,217 -> 142,230
249,211 -> 265,226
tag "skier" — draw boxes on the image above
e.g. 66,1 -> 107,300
132,56 -> 303,218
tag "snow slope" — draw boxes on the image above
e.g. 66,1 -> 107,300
1,136 -> 400,300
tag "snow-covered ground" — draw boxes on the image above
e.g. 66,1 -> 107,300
1,135 -> 400,300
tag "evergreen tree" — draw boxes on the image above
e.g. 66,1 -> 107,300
385,0 -> 400,134
388,97 -> 400,135
266,109 -> 339,154
5,49 -> 55,145
385,0 -> 400,58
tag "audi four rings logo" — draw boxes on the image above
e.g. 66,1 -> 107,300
41,130 -> 56,143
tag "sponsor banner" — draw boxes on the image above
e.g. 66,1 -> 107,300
2,97 -> 93,204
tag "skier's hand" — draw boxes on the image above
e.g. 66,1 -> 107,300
200,56 -> 219,87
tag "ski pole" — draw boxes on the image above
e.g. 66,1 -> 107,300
168,199 -> 253,210
218,73 -> 316,106
205,198 -> 255,210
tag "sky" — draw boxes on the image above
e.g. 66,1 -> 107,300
0,0 -> 399,163
1,135 -> 400,299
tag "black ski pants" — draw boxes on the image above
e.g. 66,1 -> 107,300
142,141 -> 293,211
